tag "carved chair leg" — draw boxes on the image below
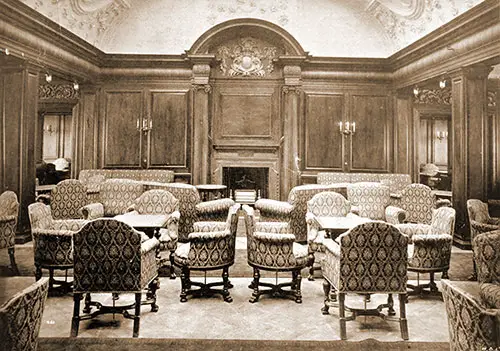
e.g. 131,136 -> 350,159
169,251 -> 176,279
148,277 -> 160,312
49,269 -> 55,291
71,293 -> 81,337
429,272 -> 438,292
387,294 -> 395,316
308,252 -> 315,281
321,279 -> 331,315
180,266 -> 189,303
132,293 -> 141,338
339,293 -> 347,340
441,268 -> 449,280
399,293 -> 409,340
83,293 -> 92,314
222,266 -> 233,303
248,266 -> 259,289
8,247 -> 19,275
35,265 -> 42,281
249,267 -> 261,303
294,270 -> 302,304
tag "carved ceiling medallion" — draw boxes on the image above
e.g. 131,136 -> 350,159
216,38 -> 278,77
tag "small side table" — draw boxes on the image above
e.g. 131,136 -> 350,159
195,184 -> 227,201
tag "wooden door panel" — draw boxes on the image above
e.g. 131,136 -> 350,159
304,93 -> 344,170
103,91 -> 142,168
350,95 -> 389,172
149,91 -> 189,168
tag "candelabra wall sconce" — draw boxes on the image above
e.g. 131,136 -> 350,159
338,121 -> 356,135
43,124 -> 54,135
136,118 -> 153,132
436,131 -> 448,141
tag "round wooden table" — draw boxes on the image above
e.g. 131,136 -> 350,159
195,184 -> 227,201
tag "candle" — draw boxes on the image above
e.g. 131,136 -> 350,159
338,121 -> 342,132
345,121 -> 350,132
352,122 -> 356,133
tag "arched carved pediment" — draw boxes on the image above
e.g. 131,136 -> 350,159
187,18 -> 306,57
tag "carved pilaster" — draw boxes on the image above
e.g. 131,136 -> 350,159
394,87 -> 414,177
191,84 -> 212,94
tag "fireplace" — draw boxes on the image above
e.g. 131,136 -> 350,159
223,167 -> 269,203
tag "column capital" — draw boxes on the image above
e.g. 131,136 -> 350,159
282,85 -> 302,95
282,65 -> 302,86
191,84 -> 212,94
449,64 -> 493,80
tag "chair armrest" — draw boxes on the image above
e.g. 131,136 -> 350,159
193,221 -> 227,232
32,228 -> 75,237
167,210 -> 180,223
51,219 -> 88,232
253,232 -> 295,243
436,199 -> 452,208
140,237 -> 160,254
255,199 -> 293,218
323,238 -> 341,256
195,198 -> 235,215
488,217 -> 500,226
385,205 -> 407,224
80,203 -> 104,220
350,205 -> 360,216
255,221 -> 290,234
471,221 -> 499,235
412,233 -> 452,243
480,283 -> 500,309
395,223 -> 431,240
188,229 -> 232,241
126,205 -> 136,212
305,212 -> 316,226
0,214 -> 17,223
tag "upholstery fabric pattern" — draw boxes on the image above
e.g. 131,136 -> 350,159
79,169 -> 174,185
480,283 -> 500,309
393,184 -> 435,224
0,191 -> 19,250
85,179 -> 144,217
473,230 -> 500,284
468,199 -> 500,242
50,179 -> 88,219
321,221 -> 409,293
0,277 -> 49,351
73,218 -> 159,293
442,280 -> 498,351
346,183 -> 391,220
316,172 -> 411,195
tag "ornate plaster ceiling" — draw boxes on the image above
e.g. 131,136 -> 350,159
19,0 -> 484,57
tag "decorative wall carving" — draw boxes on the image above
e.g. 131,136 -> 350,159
207,0 -> 290,27
192,84 -> 212,94
414,88 -> 451,105
216,38 -> 278,77
488,91 -> 497,108
39,84 -> 79,100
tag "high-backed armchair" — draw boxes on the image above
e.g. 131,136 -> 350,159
0,277 -> 49,351
81,179 -> 144,219
396,207 -> 456,296
321,221 -> 409,340
126,189 -> 180,278
173,204 -> 240,303
392,183 -> 439,224
467,199 -> 500,280
346,182 -> 406,223
305,191 -> 351,280
0,191 -> 19,275
28,202 -> 88,292
50,179 -> 88,219
156,183 -> 235,242
243,205 -> 311,304
255,184 -> 347,243
71,219 -> 160,338
442,230 -> 500,351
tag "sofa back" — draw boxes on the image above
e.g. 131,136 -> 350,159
317,172 -> 411,195
79,169 -> 175,185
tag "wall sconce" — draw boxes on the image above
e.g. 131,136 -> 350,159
338,121 -> 356,135
413,86 -> 420,97
136,118 -> 153,132
44,124 -> 54,135
45,73 -> 52,83
436,131 -> 448,141
73,81 -> 79,91
439,79 -> 446,89
2,48 -> 9,55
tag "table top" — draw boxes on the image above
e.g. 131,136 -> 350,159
314,216 -> 372,231
113,214 -> 168,229
195,184 -> 227,191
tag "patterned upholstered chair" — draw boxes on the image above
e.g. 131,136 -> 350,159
346,182 -> 406,223
157,183 -> 235,243
81,179 -> 144,219
125,189 -> 180,278
305,191 -> 352,280
467,199 -> 500,280
173,204 -> 240,303
0,191 -> 19,275
255,184 -> 348,243
50,179 -> 88,219
28,202 -> 88,292
71,219 -> 160,338
442,231 -> 500,351
243,205 -> 311,303
396,207 -> 456,296
321,221 -> 409,340
391,183 -> 439,224
0,277 -> 49,351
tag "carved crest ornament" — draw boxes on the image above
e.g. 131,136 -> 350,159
216,38 -> 278,77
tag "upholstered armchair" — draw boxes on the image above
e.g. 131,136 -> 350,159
255,184 -> 347,243
173,204 -> 240,303
28,202 -> 88,292
81,179 -> 144,219
71,218 -> 160,338
442,230 -> 500,351
243,205 -> 311,304
391,183 -> 442,224
0,191 -> 19,275
125,189 -> 180,278
305,191 -> 352,280
0,277 -> 49,351
50,179 -> 88,219
467,199 -> 500,280
396,207 -> 456,296
346,182 -> 406,223
321,221 -> 409,340
157,183 -> 235,242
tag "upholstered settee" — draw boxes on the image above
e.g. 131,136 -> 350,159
317,172 -> 411,196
